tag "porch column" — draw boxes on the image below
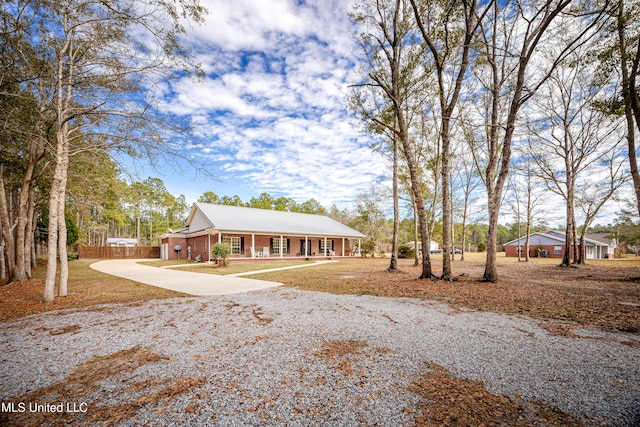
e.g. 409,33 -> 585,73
342,238 -> 345,257
252,234 -> 255,258
280,235 -> 283,258
218,232 -> 221,243
358,238 -> 361,256
208,233 -> 211,262
324,237 -> 327,257
305,236 -> 308,257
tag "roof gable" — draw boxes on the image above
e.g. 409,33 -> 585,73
186,203 -> 365,238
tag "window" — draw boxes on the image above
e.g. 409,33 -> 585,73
270,238 -> 290,254
222,236 -> 242,254
319,239 -> 334,254
554,246 -> 562,255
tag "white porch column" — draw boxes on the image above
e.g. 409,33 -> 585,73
252,234 -> 255,258
358,238 -> 361,256
305,236 -> 308,257
218,232 -> 221,243
208,233 -> 211,262
341,238 -> 345,257
324,237 -> 327,257
280,235 -> 284,258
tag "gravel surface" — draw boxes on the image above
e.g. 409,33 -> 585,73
1,287 -> 639,426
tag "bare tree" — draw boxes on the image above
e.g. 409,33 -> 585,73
525,52 -> 623,266
350,0 -> 436,278
409,0 -> 491,280
468,0 -> 608,281
510,160 -> 547,262
575,144 -> 628,263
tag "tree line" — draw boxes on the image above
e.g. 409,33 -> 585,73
349,0 -> 639,280
2,0 -> 639,300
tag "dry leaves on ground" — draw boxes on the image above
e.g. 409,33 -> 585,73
409,363 -> 586,426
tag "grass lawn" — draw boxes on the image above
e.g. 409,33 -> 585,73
142,259 -> 313,275
250,253 -> 640,333
0,260 -> 187,322
2,253 -> 639,334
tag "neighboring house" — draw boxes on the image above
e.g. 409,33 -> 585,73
504,231 -> 616,259
159,203 -> 366,261
404,240 -> 440,252
105,238 -> 138,247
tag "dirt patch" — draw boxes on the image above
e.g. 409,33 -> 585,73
409,363 -> 586,426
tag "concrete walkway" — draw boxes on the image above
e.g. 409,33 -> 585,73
90,259 -> 284,296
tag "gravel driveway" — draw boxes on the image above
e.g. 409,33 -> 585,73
1,288 -> 638,426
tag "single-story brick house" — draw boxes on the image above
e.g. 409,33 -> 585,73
159,203 -> 365,261
504,230 -> 616,259
106,238 -> 138,247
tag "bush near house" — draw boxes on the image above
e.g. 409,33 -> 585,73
212,242 -> 232,267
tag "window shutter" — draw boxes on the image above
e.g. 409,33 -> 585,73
240,237 -> 245,254
287,239 -> 290,254
270,238 -> 274,253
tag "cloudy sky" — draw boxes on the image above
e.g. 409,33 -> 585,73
147,0 -> 385,208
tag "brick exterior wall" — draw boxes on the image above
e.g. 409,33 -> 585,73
505,244 -> 566,258
161,234 -> 354,260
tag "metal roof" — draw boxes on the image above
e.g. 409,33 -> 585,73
504,231 -> 615,247
186,203 -> 365,238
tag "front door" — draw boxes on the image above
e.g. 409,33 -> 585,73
300,240 -> 311,256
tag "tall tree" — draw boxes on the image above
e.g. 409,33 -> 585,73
525,51 -> 624,266
468,0 -> 607,281
0,1 -> 52,283
34,0 -> 207,301
409,0 -> 491,280
351,0 -> 436,278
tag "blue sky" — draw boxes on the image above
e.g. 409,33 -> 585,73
142,0 -> 386,208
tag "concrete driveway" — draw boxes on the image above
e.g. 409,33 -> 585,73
90,259 -> 283,296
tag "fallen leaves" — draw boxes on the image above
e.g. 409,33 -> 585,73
409,363 -> 585,426
0,346 -> 206,427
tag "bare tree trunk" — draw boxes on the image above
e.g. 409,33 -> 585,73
525,220 -> 531,263
0,239 -> 5,282
562,200 -> 574,267
23,185 -> 36,277
618,5 -> 640,216
388,135 -> 399,272
413,201 -> 419,266
441,130 -> 452,279
43,156 -> 64,302
484,188 -> 500,281
57,149 -> 69,296
0,166 -> 17,282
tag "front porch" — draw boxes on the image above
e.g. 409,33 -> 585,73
161,231 -> 361,262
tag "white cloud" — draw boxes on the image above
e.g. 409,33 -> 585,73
155,0 -> 386,208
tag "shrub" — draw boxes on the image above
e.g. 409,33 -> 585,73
360,238 -> 376,257
398,244 -> 415,259
212,242 -> 232,267
477,242 -> 486,252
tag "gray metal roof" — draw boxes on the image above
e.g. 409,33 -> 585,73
187,203 -> 365,238
504,231 -> 615,247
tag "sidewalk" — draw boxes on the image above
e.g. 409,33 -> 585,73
90,259 -> 283,296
